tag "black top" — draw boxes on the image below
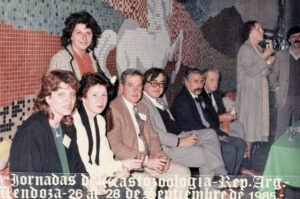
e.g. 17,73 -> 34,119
10,111 -> 87,197
200,89 -> 227,128
156,107 -> 181,135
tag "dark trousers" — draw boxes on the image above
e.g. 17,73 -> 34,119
220,135 -> 246,175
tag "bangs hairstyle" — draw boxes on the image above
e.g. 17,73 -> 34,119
33,70 -> 80,126
77,72 -> 113,102
61,10 -> 101,51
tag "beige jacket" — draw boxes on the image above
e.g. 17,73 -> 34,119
49,45 -> 99,80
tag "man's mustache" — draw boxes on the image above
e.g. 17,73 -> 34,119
193,88 -> 202,92
294,40 -> 300,43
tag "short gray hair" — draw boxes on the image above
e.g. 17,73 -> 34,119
183,67 -> 203,85
203,68 -> 220,80
120,68 -> 142,84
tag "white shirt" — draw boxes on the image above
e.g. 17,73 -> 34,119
290,47 -> 300,60
122,96 -> 146,152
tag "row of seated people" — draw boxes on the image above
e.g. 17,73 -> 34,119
6,66 -> 257,199
2,10 -> 255,199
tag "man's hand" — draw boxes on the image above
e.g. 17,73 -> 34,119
179,135 -> 197,147
221,122 -> 231,134
121,159 -> 143,171
220,136 -> 229,142
146,157 -> 168,173
114,167 -> 130,178
219,113 -> 236,122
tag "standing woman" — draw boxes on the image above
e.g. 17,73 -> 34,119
236,21 -> 275,158
10,70 -> 86,194
73,72 -> 143,197
49,10 -> 104,80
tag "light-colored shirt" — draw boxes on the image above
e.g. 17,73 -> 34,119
122,96 -> 146,152
189,91 -> 210,128
290,47 -> 300,60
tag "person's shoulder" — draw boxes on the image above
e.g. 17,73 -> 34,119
275,48 -> 289,57
14,112 -> 47,137
174,88 -> 190,102
96,114 -> 105,124
109,97 -> 126,113
49,47 -> 73,68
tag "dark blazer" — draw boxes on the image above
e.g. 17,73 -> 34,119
200,89 -> 227,128
173,87 -> 227,137
10,111 -> 86,174
10,111 -> 87,196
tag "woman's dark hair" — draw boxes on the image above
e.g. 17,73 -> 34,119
143,67 -> 169,88
77,72 -> 114,102
61,10 -> 101,51
33,70 -> 80,126
241,20 -> 257,43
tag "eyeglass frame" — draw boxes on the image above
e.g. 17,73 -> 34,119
146,81 -> 166,88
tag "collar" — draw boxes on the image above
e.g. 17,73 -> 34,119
290,47 -> 300,60
122,95 -> 135,110
143,91 -> 165,110
189,90 -> 198,99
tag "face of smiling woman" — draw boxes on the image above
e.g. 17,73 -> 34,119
82,84 -> 108,119
46,82 -> 77,121
71,23 -> 93,54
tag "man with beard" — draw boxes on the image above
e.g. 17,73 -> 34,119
269,26 -> 300,140
173,68 -> 246,175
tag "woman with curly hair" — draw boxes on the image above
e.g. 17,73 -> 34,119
10,70 -> 87,196
49,10 -> 104,80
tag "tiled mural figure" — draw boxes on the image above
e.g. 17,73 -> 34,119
96,0 -> 183,83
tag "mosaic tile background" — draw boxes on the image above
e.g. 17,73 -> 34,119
0,0 -> 243,142
0,0 -> 124,34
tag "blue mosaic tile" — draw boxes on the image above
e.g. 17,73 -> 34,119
1,0 -> 125,35
179,0 -> 235,27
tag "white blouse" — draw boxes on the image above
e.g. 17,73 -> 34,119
73,109 -> 122,177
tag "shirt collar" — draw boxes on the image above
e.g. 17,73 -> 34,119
143,91 -> 165,110
122,95 -> 134,110
189,91 -> 198,99
290,47 -> 300,60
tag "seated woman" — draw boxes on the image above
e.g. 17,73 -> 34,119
10,70 -> 86,196
73,72 -> 143,197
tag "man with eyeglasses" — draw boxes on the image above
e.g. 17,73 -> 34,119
270,26 -> 300,140
142,68 -> 230,190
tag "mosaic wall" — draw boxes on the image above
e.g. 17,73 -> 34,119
0,0 -> 243,141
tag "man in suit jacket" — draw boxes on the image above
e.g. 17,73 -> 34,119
201,68 -> 245,142
173,68 -> 246,175
269,26 -> 300,140
201,68 -> 260,176
142,68 -> 227,178
107,69 -> 190,199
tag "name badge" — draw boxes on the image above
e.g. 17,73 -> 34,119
62,135 -> 71,149
138,113 -> 147,121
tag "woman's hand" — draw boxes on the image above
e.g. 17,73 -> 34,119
121,159 -> 143,171
262,41 -> 274,60
267,55 -> 275,66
